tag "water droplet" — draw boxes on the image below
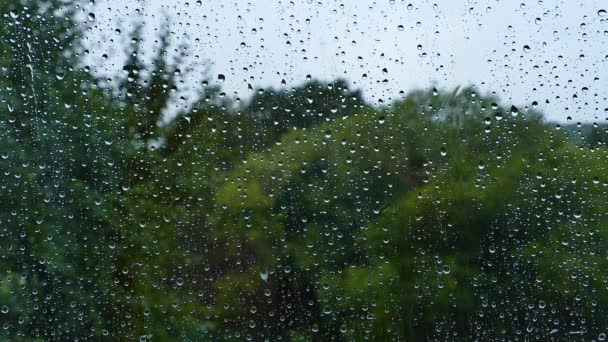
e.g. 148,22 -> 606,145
260,269 -> 269,281
510,105 -> 519,117
442,265 -> 451,274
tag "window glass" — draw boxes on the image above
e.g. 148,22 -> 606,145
1,0 -> 607,340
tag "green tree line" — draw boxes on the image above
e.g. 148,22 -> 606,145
0,1 -> 607,340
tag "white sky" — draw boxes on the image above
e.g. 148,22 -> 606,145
82,0 -> 608,122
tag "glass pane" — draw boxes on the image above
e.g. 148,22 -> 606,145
1,0 -> 606,340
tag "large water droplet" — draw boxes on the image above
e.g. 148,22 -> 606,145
510,105 -> 519,117
259,269 -> 269,281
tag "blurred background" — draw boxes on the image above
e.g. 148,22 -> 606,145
0,0 -> 607,340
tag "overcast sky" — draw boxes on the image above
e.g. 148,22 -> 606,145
83,0 -> 608,122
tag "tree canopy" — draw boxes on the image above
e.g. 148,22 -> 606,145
0,1 -> 607,340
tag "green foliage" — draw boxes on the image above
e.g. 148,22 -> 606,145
0,1 -> 607,340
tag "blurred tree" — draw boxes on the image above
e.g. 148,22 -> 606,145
0,2 -> 607,340
243,79 -> 367,150
208,87 -> 608,340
